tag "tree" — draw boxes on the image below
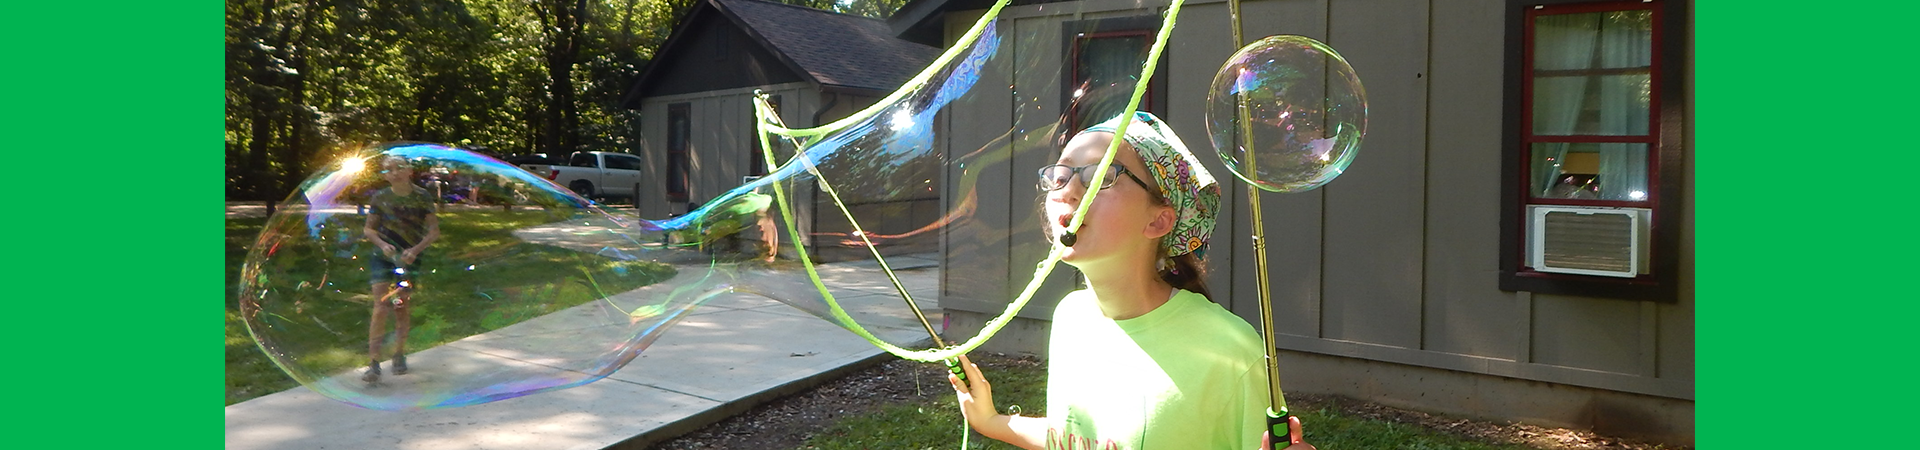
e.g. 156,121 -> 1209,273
836,0 -> 908,19
225,0 -> 912,202
530,0 -> 591,156
227,0 -> 548,200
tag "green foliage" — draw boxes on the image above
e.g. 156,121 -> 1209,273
834,0 -> 909,19
227,0 -> 915,201
229,0 -> 929,193
226,0 -> 689,201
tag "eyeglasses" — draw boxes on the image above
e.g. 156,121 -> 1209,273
1037,163 -> 1154,192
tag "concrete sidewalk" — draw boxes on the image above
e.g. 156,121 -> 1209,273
224,253 -> 945,450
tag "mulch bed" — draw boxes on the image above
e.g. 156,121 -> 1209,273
1284,394 -> 1688,450
646,353 -> 980,449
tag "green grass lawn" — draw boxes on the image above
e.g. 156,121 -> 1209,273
1286,407 -> 1539,450
803,356 -> 1048,450
802,356 -> 1540,450
225,208 -> 675,405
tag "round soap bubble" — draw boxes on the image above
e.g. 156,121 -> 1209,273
238,143 -> 738,411
1206,35 -> 1367,192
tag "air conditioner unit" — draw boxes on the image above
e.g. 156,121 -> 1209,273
1526,206 -> 1650,278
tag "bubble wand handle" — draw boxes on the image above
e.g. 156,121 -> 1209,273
1248,134 -> 1294,448
1247,166 -> 1293,446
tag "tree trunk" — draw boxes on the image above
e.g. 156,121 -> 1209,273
247,100 -> 275,200
240,2 -> 281,200
533,0 -> 590,156
549,52 -> 577,154
280,50 -> 309,197
277,0 -> 322,199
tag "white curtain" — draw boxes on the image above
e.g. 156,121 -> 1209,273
1531,14 -> 1599,196
1595,11 -> 1653,201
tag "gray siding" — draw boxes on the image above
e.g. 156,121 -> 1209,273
938,9 -> 1087,318
939,9 -> 1021,316
1320,0 -> 1430,349
638,83 -> 815,230
1008,12 -> 1079,318
1182,0 -> 1331,332
934,0 -> 1692,401
1422,0 -> 1518,361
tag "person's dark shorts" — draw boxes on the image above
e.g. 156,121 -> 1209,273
369,253 -> 423,286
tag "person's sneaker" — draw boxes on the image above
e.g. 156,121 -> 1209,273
361,360 -> 382,382
392,355 -> 409,375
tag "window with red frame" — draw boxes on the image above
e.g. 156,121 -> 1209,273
1501,0 -> 1686,301
1063,15 -> 1167,133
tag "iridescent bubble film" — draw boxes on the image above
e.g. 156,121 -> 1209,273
1206,35 -> 1367,192
239,143 -> 734,410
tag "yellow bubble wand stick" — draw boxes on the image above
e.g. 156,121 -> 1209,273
1224,1 -> 1295,445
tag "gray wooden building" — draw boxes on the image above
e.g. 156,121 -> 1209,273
623,0 -> 941,257
891,0 -> 1694,445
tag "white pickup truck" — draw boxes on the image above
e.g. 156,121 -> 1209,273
517,151 -> 645,200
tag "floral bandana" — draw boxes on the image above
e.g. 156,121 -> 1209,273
1078,111 -> 1219,258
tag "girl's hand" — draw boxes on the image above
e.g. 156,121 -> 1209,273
1259,416 -> 1317,450
947,355 -> 998,423
946,355 -> 1047,449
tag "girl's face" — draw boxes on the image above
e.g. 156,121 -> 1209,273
1045,132 -> 1175,268
381,158 -> 413,185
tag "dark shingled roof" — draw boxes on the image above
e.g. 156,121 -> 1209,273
718,0 -> 941,93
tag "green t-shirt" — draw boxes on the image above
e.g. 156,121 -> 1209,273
1045,288 -> 1269,450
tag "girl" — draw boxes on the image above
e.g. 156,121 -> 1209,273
949,112 -> 1312,450
362,155 -> 440,383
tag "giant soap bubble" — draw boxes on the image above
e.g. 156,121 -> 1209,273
1206,35 -> 1368,192
238,143 -> 734,410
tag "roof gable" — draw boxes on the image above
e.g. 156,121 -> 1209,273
627,3 -> 807,103
888,0 -> 1065,46
724,0 -> 940,93
627,0 -> 941,106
